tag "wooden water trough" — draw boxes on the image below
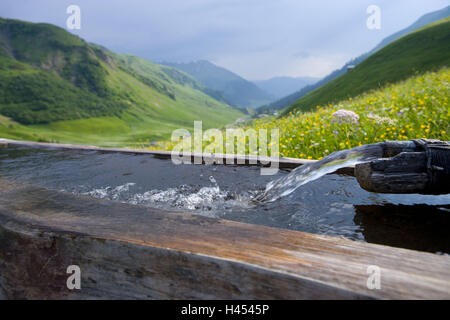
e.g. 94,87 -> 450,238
0,139 -> 449,299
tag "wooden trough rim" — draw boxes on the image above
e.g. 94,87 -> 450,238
0,138 -> 316,169
0,179 -> 449,299
0,138 -> 356,175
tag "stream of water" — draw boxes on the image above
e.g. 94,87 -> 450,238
259,144 -> 384,202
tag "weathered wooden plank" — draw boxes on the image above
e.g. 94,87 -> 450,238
0,138 -> 313,169
0,178 -> 449,300
354,150 -> 450,194
355,152 -> 430,193
370,152 -> 427,173
382,141 -> 418,157
0,138 -> 358,178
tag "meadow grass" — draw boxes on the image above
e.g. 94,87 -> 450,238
151,68 -> 449,160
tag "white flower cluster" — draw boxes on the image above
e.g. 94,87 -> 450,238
331,109 -> 360,124
367,112 -> 397,125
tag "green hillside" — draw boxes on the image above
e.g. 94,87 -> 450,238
0,18 -> 243,146
284,17 -> 450,115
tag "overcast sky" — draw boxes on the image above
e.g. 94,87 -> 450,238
1,0 -> 448,80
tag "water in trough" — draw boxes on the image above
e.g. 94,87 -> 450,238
0,145 -> 449,254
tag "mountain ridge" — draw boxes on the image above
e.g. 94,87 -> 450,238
162,60 -> 274,108
253,76 -> 319,100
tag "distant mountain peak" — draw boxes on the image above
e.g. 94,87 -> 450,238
162,60 -> 274,108
253,76 -> 319,100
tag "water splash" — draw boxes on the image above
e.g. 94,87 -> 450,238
258,144 -> 384,202
80,176 -> 258,215
83,182 -> 136,200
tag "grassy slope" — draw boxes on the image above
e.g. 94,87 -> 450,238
0,18 -> 243,147
284,17 -> 450,115
165,68 -> 447,159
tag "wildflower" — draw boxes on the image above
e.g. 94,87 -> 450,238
367,113 -> 397,126
331,109 -> 359,124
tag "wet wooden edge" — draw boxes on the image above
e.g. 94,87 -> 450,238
0,179 -> 449,299
0,138 -> 320,168
0,138 -> 355,176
